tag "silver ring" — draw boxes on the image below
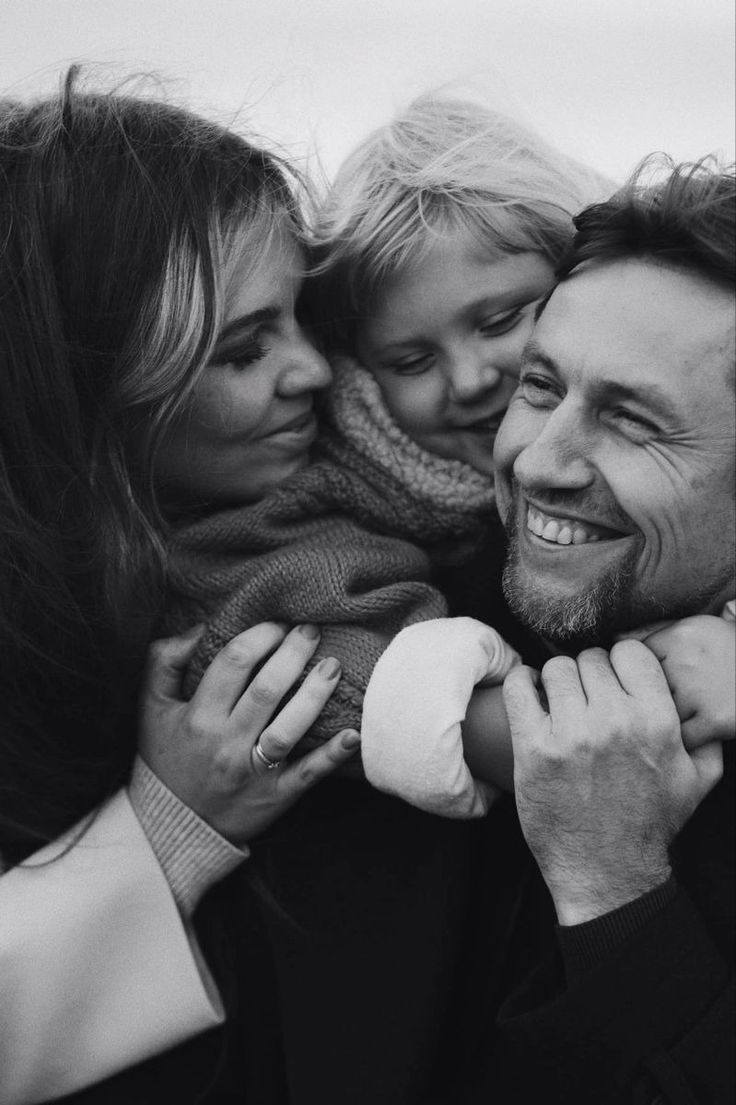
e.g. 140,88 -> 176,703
253,740 -> 282,771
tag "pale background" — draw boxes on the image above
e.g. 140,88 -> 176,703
1,0 -> 734,185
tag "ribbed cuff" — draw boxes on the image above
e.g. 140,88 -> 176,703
557,876 -> 679,981
127,757 -> 248,918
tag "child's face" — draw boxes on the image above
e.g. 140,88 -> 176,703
356,228 -> 554,476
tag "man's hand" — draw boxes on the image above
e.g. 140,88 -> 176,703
503,640 -> 724,924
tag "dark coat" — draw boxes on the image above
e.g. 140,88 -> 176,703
58,743 -> 733,1105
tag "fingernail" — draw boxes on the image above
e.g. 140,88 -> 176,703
298,623 -> 321,640
316,656 -> 341,679
341,729 -> 361,750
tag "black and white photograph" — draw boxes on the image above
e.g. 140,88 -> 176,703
1,2 -> 734,1102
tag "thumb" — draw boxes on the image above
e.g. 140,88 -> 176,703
142,625 -> 205,704
476,630 -> 522,686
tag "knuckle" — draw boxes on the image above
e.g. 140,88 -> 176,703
542,655 -> 579,690
295,758 -> 319,787
544,655 -> 576,677
183,705 -> 213,741
221,638 -> 256,667
579,646 -> 607,663
610,638 -> 646,665
212,745 -> 242,784
248,679 -> 280,708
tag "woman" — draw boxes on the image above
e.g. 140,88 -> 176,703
0,69 -> 361,1103
0,73 -> 619,1104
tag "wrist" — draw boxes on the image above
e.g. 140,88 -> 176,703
550,864 -> 673,926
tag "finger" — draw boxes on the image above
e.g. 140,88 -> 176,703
193,622 -> 289,715
476,632 -> 523,686
142,625 -> 205,704
540,655 -> 588,714
253,655 -> 342,765
688,740 -> 724,798
575,647 -> 629,703
502,666 -> 550,751
278,728 -> 361,797
232,624 -> 325,732
680,712 -> 716,750
609,639 -> 679,723
614,620 -> 676,643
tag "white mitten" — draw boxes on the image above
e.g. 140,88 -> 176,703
361,617 -> 520,818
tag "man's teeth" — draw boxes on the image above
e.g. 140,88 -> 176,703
526,505 -> 605,546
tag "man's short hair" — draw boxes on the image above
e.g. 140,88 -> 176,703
556,155 -> 735,289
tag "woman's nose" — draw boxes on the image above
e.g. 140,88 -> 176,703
280,332 -> 333,395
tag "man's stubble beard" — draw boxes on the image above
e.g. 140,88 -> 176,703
501,521 -> 640,652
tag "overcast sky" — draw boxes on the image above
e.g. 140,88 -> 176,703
2,0 -> 734,185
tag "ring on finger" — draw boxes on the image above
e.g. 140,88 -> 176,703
253,740 -> 282,771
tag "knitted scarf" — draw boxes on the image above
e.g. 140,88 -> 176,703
165,359 -> 496,742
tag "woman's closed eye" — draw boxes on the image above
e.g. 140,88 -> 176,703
212,332 -> 270,370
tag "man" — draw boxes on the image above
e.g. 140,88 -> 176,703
486,158 -> 734,1103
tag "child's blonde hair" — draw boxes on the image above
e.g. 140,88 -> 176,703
310,95 -> 612,349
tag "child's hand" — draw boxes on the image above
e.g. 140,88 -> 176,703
362,618 -> 518,818
619,615 -> 735,748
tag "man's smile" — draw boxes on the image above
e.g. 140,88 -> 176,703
525,503 -> 628,547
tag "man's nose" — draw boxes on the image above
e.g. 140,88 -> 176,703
514,404 -> 594,492
447,350 -> 504,403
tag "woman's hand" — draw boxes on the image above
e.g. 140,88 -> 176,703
138,622 -> 360,846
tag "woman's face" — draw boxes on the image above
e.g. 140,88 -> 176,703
155,231 -> 331,513
356,227 -> 555,476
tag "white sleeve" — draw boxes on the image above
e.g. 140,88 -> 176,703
361,617 -> 519,818
0,790 -> 226,1104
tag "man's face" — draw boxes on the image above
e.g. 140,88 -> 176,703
494,258 -> 735,648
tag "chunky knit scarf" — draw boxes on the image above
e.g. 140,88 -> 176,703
165,358 -> 496,742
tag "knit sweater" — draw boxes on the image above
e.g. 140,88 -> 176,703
165,359 -> 496,742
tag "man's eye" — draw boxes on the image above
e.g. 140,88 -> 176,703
519,373 -> 558,401
613,409 -> 660,435
480,309 -> 524,336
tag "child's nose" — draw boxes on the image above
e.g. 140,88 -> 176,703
447,353 -> 503,403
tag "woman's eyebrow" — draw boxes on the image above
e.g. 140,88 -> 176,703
218,306 -> 280,344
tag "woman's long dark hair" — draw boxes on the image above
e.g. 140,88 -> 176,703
0,68 -> 307,863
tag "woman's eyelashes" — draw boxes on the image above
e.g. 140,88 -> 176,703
212,332 -> 270,370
